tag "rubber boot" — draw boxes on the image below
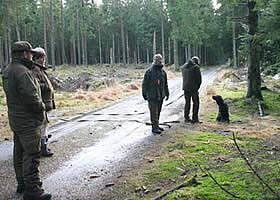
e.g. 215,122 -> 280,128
41,139 -> 53,157
23,185 -> 51,200
16,184 -> 25,193
152,128 -> 162,134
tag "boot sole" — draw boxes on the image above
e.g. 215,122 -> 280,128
23,194 -> 52,200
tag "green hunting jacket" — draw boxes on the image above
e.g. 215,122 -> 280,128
2,57 -> 45,133
142,64 -> 169,101
32,65 -> 55,112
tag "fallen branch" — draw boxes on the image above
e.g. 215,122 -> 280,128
232,132 -> 280,199
197,164 -> 244,199
151,175 -> 198,200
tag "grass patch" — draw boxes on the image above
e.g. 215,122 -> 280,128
142,131 -> 280,200
262,90 -> 280,117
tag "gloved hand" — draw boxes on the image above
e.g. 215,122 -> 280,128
165,95 -> 169,101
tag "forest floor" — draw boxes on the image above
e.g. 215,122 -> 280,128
1,64 -> 280,199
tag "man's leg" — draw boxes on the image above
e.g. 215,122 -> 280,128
13,133 -> 25,193
192,92 -> 200,122
40,120 -> 53,157
184,91 -> 191,122
148,100 -> 161,134
20,127 -> 51,200
157,99 -> 164,131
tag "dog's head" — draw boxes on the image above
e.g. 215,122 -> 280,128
212,95 -> 225,105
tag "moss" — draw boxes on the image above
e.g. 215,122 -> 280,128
141,131 -> 280,199
262,90 -> 280,116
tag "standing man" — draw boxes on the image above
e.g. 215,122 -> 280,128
2,41 -> 51,200
142,54 -> 169,134
32,47 -> 55,157
182,56 -> 202,123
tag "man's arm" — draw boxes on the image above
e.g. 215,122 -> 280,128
17,72 -> 45,112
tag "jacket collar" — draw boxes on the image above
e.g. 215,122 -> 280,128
12,57 -> 34,70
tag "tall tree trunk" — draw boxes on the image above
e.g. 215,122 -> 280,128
50,0 -> 55,70
72,14 -> 77,66
24,24 -> 27,41
188,44 -> 191,60
146,48 -> 149,63
173,39 -> 179,70
14,4 -> 21,41
98,24 -> 102,64
42,0 -> 48,67
4,24 -> 9,65
76,9 -> 81,65
134,50 -> 136,64
112,33 -> 115,64
84,30 -> 88,67
168,37 -> 171,64
137,43 -> 140,64
199,45 -> 202,63
7,12 -> 11,63
110,48 -> 113,64
161,0 -> 165,64
119,0 -> 126,65
81,0 -> 86,66
153,31 -> 156,55
246,1 -> 262,100
232,7 -> 237,68
204,46 -> 207,66
81,18 -> 85,65
117,36 -> 120,63
60,0 -> 65,64
126,31 -> 129,64
185,46 -> 188,63
0,36 -> 3,70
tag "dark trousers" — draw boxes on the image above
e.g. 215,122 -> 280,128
13,127 -> 41,190
148,99 -> 163,129
184,90 -> 200,120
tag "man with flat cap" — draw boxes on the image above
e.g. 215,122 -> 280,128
2,41 -> 51,200
142,54 -> 169,134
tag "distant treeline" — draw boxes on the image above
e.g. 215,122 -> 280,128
0,0 -> 279,70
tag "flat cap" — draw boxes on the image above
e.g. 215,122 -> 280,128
12,41 -> 36,53
33,47 -> 46,56
153,54 -> 163,61
191,56 -> 200,65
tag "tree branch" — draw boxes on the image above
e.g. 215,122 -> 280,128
232,132 -> 280,199
197,164 -> 244,199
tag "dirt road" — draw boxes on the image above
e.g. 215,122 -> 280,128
0,66 -> 222,200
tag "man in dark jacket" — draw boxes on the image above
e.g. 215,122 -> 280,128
32,47 -> 55,157
182,56 -> 202,123
142,54 -> 169,134
2,41 -> 51,200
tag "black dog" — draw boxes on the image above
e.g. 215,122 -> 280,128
212,95 -> 229,123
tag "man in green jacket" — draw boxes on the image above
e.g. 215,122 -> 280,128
142,54 -> 169,134
182,56 -> 202,123
2,41 -> 51,200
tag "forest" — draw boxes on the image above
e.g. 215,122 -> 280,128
0,0 -> 279,73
